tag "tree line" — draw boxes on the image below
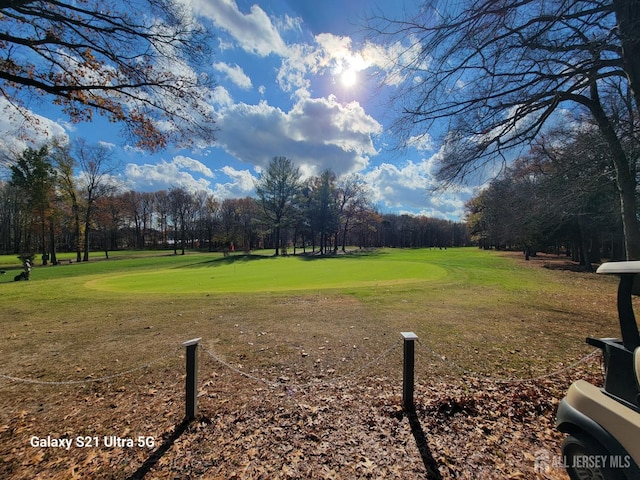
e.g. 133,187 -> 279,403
465,122 -> 630,270
0,149 -> 470,263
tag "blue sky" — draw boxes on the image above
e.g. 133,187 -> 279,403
0,0 -> 478,221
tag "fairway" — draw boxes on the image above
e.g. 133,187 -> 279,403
84,252 -> 448,293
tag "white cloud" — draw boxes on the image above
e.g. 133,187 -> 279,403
193,0 -> 288,56
213,62 -> 253,89
211,86 -> 235,109
0,98 -> 68,163
124,144 -> 147,156
121,156 -> 214,192
215,95 -> 382,176
220,165 -> 255,190
173,155 -> 215,177
188,0 -> 423,101
275,13 -> 303,34
277,34 -> 361,93
212,165 -> 257,198
312,33 -> 371,76
363,158 -> 472,220
275,30 -> 420,95
276,43 -> 315,92
407,133 -> 434,152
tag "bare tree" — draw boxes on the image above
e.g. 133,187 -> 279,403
372,0 -> 640,258
51,140 -> 82,261
154,190 -> 170,248
0,0 -> 216,151
75,140 -> 119,260
235,197 -> 259,253
168,186 -> 193,255
466,125 -> 622,264
308,170 -> 338,254
336,175 -> 367,252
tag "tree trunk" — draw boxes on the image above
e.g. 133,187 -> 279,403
587,86 -> 640,260
590,231 -> 602,264
610,0 -> 640,259
274,225 -> 280,256
578,218 -> 593,272
613,0 -> 640,115
40,204 -> 47,265
73,204 -> 82,263
173,224 -> 178,255
49,218 -> 57,265
181,223 -> 185,255
341,219 -> 350,253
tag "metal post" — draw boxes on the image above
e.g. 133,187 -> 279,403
183,338 -> 201,421
401,332 -> 418,412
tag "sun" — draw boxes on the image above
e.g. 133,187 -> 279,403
340,68 -> 357,88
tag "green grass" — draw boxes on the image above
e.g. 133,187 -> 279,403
0,247 -> 616,375
0,247 -> 544,292
84,251 -> 448,294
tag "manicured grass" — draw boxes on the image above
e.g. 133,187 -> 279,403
1,247 -> 549,292
84,251 -> 448,294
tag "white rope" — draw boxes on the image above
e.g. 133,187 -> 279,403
201,343 -> 400,391
416,339 -> 601,384
0,348 -> 180,386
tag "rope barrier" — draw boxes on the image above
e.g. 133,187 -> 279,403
416,339 -> 601,384
1,335 -> 601,394
200,343 -> 400,392
0,347 -> 181,386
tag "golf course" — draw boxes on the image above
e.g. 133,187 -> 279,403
0,247 -> 616,478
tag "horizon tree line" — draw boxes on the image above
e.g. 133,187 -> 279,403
0,149 -> 470,263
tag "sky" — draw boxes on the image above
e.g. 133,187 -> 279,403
0,0 -> 478,221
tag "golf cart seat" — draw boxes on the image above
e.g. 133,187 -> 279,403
555,261 -> 640,479
593,262 -> 640,410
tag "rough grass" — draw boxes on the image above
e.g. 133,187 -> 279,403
0,248 -> 625,479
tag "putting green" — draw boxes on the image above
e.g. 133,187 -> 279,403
84,255 -> 448,294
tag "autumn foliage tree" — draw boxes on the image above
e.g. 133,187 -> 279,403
0,0 -> 216,151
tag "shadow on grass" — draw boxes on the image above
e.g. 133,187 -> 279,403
174,253 -> 276,268
175,249 -> 389,268
406,411 -> 443,479
296,249 -> 388,261
126,418 -> 192,480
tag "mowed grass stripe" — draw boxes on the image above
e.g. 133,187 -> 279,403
84,254 -> 449,293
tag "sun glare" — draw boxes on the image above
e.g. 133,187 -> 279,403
341,69 -> 357,88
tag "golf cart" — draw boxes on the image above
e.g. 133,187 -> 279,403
556,261 -> 640,480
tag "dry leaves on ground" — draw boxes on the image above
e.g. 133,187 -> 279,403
0,345 -> 602,479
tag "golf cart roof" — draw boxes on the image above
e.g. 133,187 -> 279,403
597,261 -> 640,275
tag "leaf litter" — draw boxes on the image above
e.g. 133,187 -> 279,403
0,347 -> 602,479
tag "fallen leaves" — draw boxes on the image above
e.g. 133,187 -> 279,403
0,350 -> 603,479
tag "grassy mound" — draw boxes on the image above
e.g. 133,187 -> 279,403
84,251 -> 448,294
